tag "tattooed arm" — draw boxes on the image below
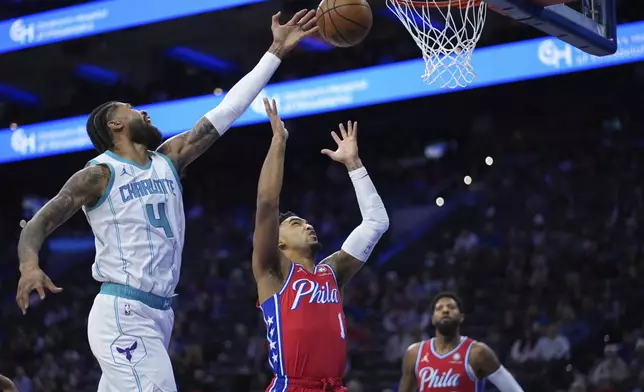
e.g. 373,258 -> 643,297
155,11 -> 320,174
16,164 -> 110,313
155,118 -> 219,173
156,45 -> 284,173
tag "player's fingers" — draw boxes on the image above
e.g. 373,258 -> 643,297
271,12 -> 282,27
321,149 -> 334,157
298,10 -> 316,28
45,278 -> 63,293
352,121 -> 358,137
331,131 -> 342,145
339,124 -> 348,139
16,292 -> 25,314
289,9 -> 308,26
263,98 -> 272,114
301,13 -> 318,32
35,285 -> 46,300
302,25 -> 320,38
272,99 -> 279,115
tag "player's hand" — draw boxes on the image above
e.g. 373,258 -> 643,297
263,98 -> 288,140
321,121 -> 361,167
270,9 -> 319,56
0,374 -> 18,392
16,263 -> 62,315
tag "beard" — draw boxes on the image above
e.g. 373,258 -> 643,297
130,119 -> 163,150
309,241 -> 323,253
435,318 -> 459,336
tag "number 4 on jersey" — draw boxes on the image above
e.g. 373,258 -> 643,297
146,202 -> 174,238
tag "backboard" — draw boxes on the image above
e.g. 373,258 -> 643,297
485,0 -> 617,55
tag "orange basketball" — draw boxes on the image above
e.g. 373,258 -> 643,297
316,0 -> 373,48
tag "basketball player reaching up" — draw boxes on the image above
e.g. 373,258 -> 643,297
252,99 -> 389,392
398,292 -> 524,392
15,11 -> 318,392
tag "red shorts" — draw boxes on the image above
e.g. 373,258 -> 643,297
266,376 -> 346,392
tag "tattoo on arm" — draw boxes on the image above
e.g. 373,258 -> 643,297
157,117 -> 219,172
18,165 -> 110,266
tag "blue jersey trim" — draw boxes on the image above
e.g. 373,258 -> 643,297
101,282 -> 173,310
86,161 -> 115,212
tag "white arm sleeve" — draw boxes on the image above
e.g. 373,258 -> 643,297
341,167 -> 389,262
205,52 -> 281,135
487,366 -> 524,392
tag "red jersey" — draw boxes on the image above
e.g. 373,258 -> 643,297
259,262 -> 347,391
415,336 -> 486,392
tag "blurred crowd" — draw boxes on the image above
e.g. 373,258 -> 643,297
1,95 -> 644,392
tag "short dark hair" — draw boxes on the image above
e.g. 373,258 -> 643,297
86,101 -> 118,153
279,211 -> 297,224
431,291 -> 464,313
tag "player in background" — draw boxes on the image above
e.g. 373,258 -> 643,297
252,99 -> 389,391
15,11 -> 318,392
398,292 -> 524,392
0,375 -> 17,392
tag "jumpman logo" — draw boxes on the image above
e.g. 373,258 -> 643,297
121,167 -> 131,176
116,341 -> 138,362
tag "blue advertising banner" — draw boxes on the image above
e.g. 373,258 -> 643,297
0,0 -> 265,54
1,21 -> 642,164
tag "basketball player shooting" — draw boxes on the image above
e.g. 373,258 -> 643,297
14,10 -> 318,392
253,99 -> 389,392
398,292 -> 524,392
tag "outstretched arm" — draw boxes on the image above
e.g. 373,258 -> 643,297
17,163 -> 110,313
156,10 -> 318,173
398,343 -> 420,392
469,342 -> 524,392
321,122 -> 389,288
252,99 -> 289,301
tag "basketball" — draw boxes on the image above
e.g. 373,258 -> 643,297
316,0 -> 373,48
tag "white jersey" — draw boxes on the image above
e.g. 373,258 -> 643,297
82,150 -> 185,298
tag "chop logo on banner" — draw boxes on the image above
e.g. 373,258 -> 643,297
9,20 -> 35,44
10,128 -> 36,155
538,39 -> 573,68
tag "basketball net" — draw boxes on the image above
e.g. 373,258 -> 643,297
386,0 -> 487,88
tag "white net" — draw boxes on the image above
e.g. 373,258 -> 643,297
386,0 -> 488,88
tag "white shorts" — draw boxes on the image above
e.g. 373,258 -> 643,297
87,293 -> 177,392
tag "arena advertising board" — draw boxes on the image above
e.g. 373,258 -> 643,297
1,20 -> 643,164
0,0 -> 264,54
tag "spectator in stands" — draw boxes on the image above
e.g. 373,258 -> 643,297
630,338 -> 644,376
510,328 -> 537,364
533,324 -> 571,361
590,344 -> 629,389
558,303 -> 590,348
11,368 -> 30,392
632,370 -> 644,392
452,229 -> 479,254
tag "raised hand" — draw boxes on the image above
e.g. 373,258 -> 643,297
321,121 -> 361,169
270,9 -> 319,56
263,98 -> 288,140
16,263 -> 62,315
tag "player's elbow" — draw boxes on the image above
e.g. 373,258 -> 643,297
364,196 -> 389,234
